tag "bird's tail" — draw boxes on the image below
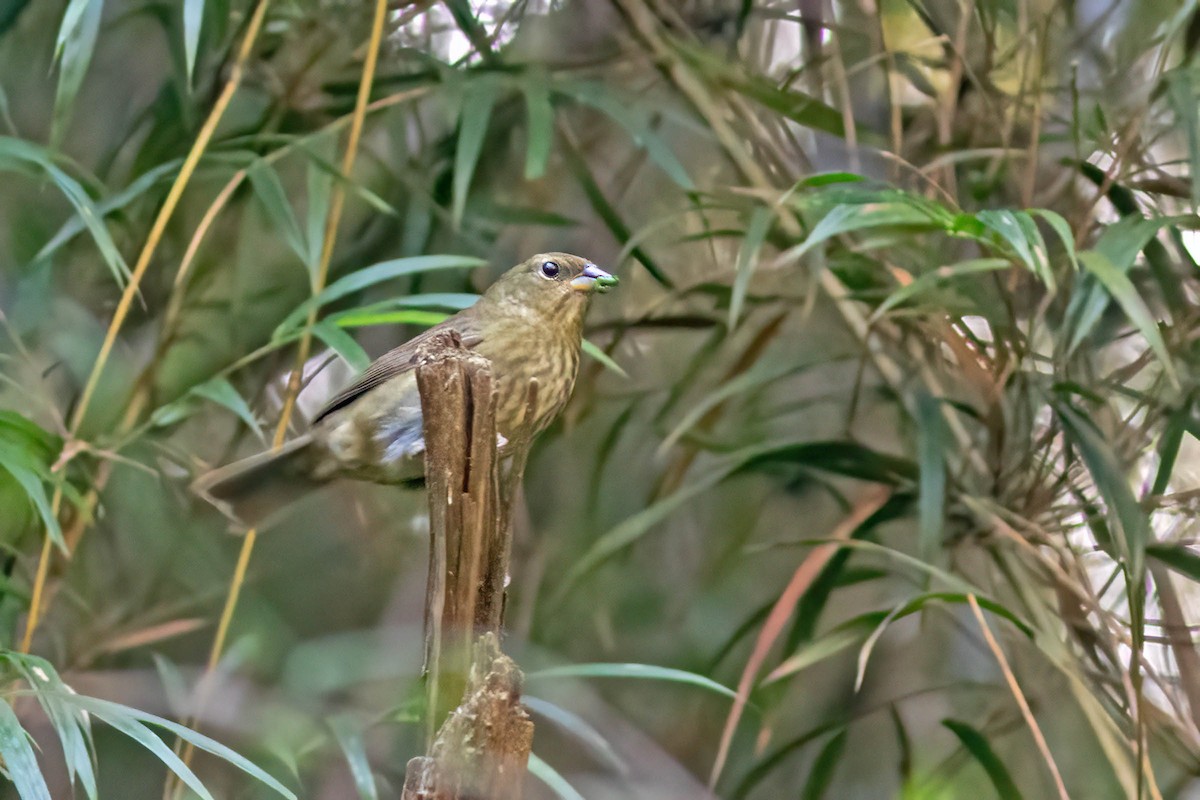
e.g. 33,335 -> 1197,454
191,434 -> 320,529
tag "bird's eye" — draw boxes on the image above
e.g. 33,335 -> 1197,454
540,260 -> 561,278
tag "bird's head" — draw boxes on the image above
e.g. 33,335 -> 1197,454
483,253 -> 618,319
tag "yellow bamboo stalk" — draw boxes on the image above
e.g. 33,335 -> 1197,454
167,0 -> 391,791
20,0 -> 273,654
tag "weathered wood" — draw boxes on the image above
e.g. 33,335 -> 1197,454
409,334 -> 533,797
400,634 -> 534,800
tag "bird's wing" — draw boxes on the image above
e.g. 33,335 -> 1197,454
312,316 -> 483,425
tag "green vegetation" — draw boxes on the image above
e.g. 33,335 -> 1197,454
0,0 -> 1198,797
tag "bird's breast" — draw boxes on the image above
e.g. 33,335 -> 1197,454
482,335 -> 580,439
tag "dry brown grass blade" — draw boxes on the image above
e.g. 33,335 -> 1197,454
967,593 -> 1070,800
708,486 -> 890,789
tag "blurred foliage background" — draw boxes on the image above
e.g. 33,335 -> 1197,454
1,0 -> 1200,797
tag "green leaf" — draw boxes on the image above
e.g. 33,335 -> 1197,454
730,206 -> 773,329
274,255 -> 485,337
1063,214 -> 1196,356
329,715 -> 378,800
555,462 -> 734,598
1167,69 -> 1200,208
942,720 -> 1024,800
36,158 -> 181,263
528,663 -> 737,701
1151,408 -> 1190,496
249,160 -> 310,269
0,440 -> 64,554
561,137 -> 673,288
0,136 -> 130,286
296,141 -> 395,218
452,80 -> 498,227
801,730 -> 847,800
89,709 -> 215,800
0,698 -> 51,800
58,694 -> 296,799
763,625 -> 869,685
1075,250 -> 1178,388
1055,401 -> 1148,584
333,310 -> 448,331
304,137 -> 336,271
1146,543 -> 1200,581
561,81 -> 694,189
975,210 -> 1054,291
780,200 -> 940,265
1029,208 -> 1078,272
522,74 -> 554,180
0,654 -> 92,799
581,339 -> 627,379
183,0 -> 204,85
51,0 -> 103,146
313,320 -> 370,373
523,697 -> 625,776
658,359 -> 808,455
527,753 -> 585,800
870,258 -> 1010,322
189,377 -> 264,442
915,392 -> 946,563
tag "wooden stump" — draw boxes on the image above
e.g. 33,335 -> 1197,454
406,333 -> 534,799
401,634 -> 534,800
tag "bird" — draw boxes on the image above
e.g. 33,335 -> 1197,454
192,253 -> 618,527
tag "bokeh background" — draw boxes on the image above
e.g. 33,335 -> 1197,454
1,0 -> 1199,797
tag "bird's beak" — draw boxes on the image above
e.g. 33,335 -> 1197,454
570,264 -> 619,294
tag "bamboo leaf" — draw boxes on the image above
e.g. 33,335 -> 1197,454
274,255 -> 485,337
763,624 -> 869,684
870,258 -> 1009,322
313,320 -> 370,373
942,720 -> 1024,800
528,663 -> 737,701
527,753 -> 585,800
915,391 -> 946,563
0,136 -> 129,286
51,0 -> 102,146
524,697 -> 626,776
522,73 -> 554,180
1167,69 -> 1200,208
452,79 -> 498,227
0,440 -> 64,554
975,209 -> 1054,291
1029,208 -> 1078,272
189,377 -> 264,442
561,81 -> 694,189
1055,401 -> 1148,584
730,206 -> 773,329
248,160 -> 310,269
801,730 -> 847,800
1075,250 -> 1178,387
1146,543 -> 1200,581
183,0 -> 204,85
329,715 -> 378,800
0,698 -> 51,800
58,694 -> 296,799
581,339 -> 628,378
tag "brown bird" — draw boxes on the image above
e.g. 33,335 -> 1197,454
193,253 -> 617,526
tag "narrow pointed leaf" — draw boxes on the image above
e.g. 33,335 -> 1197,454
942,719 -> 1024,800
528,753 -> 585,800
452,80 -> 498,227
183,0 -> 204,85
0,699 -> 51,800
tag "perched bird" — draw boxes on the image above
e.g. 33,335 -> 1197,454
193,253 -> 617,527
